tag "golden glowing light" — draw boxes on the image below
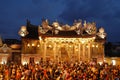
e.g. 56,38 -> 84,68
98,62 -> 103,65
45,37 -> 95,44
92,45 -> 95,47
0,57 -> 7,64
32,43 -> 35,46
37,44 -> 40,47
39,36 -> 42,41
96,45 -> 98,48
69,45 -> 72,47
27,44 -> 30,47
86,45 -> 89,48
81,39 -> 85,44
35,61 -> 39,64
22,61 -> 28,65
112,60 -> 116,65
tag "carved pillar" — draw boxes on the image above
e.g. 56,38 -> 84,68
72,44 -> 74,61
91,43 -> 94,58
43,42 -> 47,62
88,43 -> 91,60
82,44 -> 85,61
78,43 -> 81,61
102,44 -> 105,61
53,42 -> 56,61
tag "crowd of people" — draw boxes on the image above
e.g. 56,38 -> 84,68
0,60 -> 120,80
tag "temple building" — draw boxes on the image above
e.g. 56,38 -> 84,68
18,19 -> 107,65
0,37 -> 21,64
0,36 -> 12,64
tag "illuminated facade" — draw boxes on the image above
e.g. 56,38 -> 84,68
0,44 -> 12,64
0,38 -> 21,64
19,19 -> 106,64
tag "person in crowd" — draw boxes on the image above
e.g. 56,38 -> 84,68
0,60 -> 119,80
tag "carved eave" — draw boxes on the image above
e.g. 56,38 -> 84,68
22,19 -> 107,43
95,35 -> 106,44
25,22 -> 39,39
39,30 -> 96,39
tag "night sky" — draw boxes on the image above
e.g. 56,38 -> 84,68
0,0 -> 120,42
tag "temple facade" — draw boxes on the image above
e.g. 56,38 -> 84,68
0,38 -> 12,64
19,19 -> 106,65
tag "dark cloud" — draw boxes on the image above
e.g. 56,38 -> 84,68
59,0 -> 120,42
0,0 -> 65,39
59,0 -> 113,21
0,0 -> 120,42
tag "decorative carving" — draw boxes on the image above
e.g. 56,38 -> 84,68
37,19 -> 106,39
97,27 -> 107,39
0,44 -> 11,53
41,19 -> 52,30
38,25 -> 48,34
52,21 -> 61,34
84,22 -> 97,35
62,24 -> 70,30
18,26 -> 29,37
73,20 -> 82,35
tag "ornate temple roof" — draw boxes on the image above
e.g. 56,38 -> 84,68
21,19 -> 106,42
0,36 -> 3,47
25,21 -> 39,39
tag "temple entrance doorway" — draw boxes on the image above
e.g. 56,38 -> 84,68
12,52 -> 21,64
29,57 -> 34,64
60,46 -> 69,61
60,44 -> 74,62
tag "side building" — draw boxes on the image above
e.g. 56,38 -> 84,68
0,38 -> 21,64
104,42 -> 120,65
18,19 -> 107,65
